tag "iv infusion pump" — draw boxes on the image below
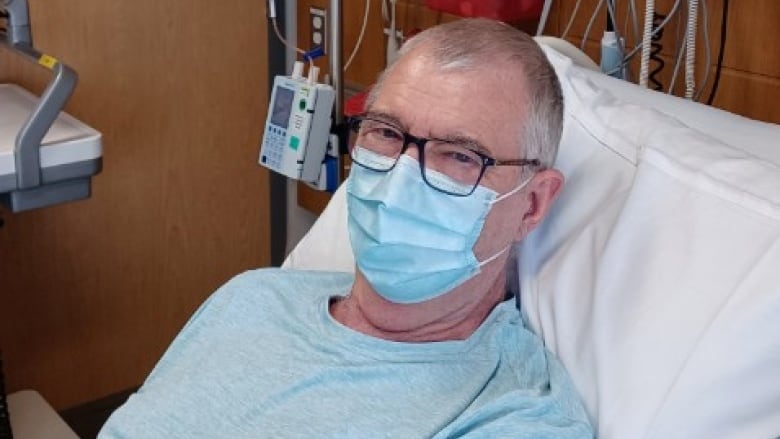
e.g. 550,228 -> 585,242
259,63 -> 335,184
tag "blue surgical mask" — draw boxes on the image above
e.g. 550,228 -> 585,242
347,153 -> 530,304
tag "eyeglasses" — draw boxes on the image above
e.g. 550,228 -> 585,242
348,115 -> 540,196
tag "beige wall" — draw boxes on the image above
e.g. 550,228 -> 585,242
0,0 -> 271,409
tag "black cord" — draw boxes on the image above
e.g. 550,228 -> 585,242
649,12 -> 666,92
1,8 -> 10,36
0,351 -> 13,439
605,0 -> 615,31
707,0 -> 729,105
1,8 -> 7,36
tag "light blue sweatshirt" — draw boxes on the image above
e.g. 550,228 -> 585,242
100,268 -> 592,438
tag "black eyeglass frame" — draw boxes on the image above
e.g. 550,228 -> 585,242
347,115 -> 541,196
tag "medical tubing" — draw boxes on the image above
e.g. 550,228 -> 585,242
536,0 -> 554,36
606,0 -> 679,77
639,0 -> 655,87
605,0 -> 627,73
267,0 -> 311,72
0,351 -> 11,439
344,0 -> 370,71
668,18 -> 688,94
694,0 -> 711,101
685,0 -> 698,99
271,17 -> 304,57
562,0 -> 585,39
270,15 -> 313,73
605,1 -> 625,52
706,0 -> 728,105
581,0 -> 605,51
386,0 -> 399,65
267,0 -> 276,18
627,0 -> 640,46
619,0 -> 639,80
649,13 -> 666,91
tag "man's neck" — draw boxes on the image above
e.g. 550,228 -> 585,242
329,271 -> 508,342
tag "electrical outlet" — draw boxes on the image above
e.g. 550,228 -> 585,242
310,7 -> 327,55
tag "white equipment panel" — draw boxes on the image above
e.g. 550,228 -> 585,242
259,75 -> 334,184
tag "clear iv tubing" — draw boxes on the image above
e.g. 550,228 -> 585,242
344,0 -> 370,70
606,0 -> 679,77
268,1 -> 312,73
268,0 -> 367,73
270,23 -> 311,73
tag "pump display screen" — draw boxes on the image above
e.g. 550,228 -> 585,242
270,87 -> 295,128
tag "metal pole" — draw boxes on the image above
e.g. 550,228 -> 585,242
329,0 -> 344,125
267,1 -> 288,266
0,351 -> 11,439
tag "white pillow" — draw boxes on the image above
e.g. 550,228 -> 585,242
283,182 -> 353,272
520,46 -> 780,438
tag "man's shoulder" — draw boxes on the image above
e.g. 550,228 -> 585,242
211,267 -> 354,310
226,267 -> 354,291
149,268 -> 355,355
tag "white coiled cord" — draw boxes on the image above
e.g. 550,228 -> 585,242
685,0 -> 699,99
638,0 -> 655,87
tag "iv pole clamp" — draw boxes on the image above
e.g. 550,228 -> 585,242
1,0 -> 91,211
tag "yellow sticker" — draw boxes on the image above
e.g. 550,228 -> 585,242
38,54 -> 58,69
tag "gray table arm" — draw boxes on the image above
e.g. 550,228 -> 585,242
6,43 -> 78,189
3,0 -> 79,190
2,0 -> 32,45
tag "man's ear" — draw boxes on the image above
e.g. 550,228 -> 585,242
516,168 -> 564,240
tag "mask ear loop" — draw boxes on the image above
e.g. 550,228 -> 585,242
478,175 -> 534,268
479,176 -> 533,267
477,244 -> 511,268
491,175 -> 533,205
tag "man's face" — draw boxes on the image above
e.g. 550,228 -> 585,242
367,49 -> 536,262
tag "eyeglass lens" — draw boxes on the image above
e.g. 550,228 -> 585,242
351,118 -> 484,195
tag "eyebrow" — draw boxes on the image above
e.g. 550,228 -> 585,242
361,110 -> 490,155
362,110 -> 403,128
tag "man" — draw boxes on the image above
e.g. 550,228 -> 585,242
100,18 -> 592,438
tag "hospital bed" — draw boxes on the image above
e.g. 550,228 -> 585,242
284,38 -> 780,438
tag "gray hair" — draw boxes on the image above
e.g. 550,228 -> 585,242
367,19 -> 563,170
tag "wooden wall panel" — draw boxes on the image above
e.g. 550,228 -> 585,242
0,0 -> 271,409
713,69 -> 780,123
723,1 -> 779,78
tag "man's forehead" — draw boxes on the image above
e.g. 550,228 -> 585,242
381,51 -> 528,111
372,54 -> 527,156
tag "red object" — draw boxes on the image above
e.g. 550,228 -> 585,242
425,0 -> 543,22
345,86 -> 371,117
